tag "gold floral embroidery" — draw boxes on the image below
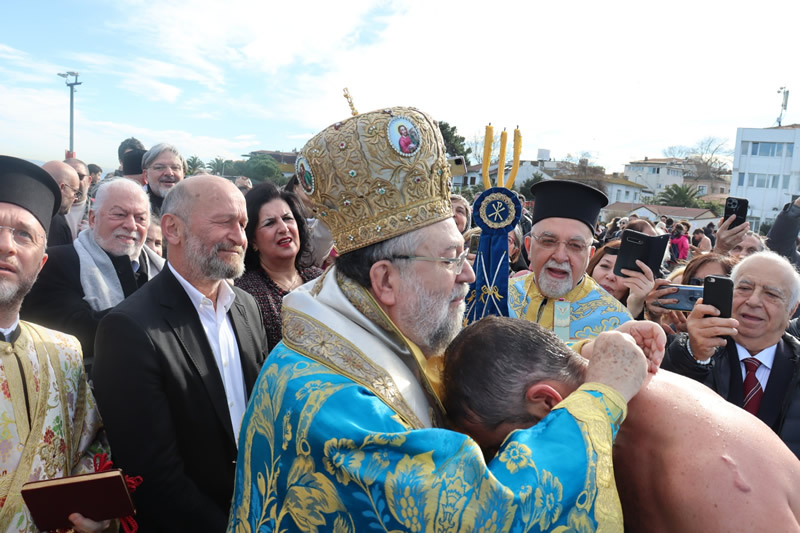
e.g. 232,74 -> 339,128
283,307 -> 424,429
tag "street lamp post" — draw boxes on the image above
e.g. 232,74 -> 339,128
57,72 -> 82,157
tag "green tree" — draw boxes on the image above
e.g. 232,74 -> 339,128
461,184 -> 485,203
186,155 -> 206,175
658,184 -> 700,207
517,172 -> 545,200
208,157 -> 226,175
439,121 -> 472,164
245,153 -> 285,186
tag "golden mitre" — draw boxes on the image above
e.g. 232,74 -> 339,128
297,106 -> 453,254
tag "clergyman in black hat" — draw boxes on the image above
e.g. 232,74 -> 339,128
0,155 -> 112,533
507,179 -> 633,343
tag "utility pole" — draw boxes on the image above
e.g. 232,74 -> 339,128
57,72 -> 82,157
777,87 -> 790,127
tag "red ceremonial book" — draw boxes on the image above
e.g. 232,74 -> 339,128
21,469 -> 135,531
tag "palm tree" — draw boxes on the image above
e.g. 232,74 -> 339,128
657,184 -> 700,208
208,157 -> 225,176
185,156 -> 206,175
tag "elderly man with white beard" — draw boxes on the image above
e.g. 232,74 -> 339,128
21,177 -> 164,373
227,107 -> 655,532
508,180 -> 631,345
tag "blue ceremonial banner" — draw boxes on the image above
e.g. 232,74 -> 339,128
465,187 -> 521,325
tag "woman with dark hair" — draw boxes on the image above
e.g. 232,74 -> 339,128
586,239 -> 656,318
235,182 -> 323,350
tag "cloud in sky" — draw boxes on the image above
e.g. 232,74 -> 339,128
1,0 -> 799,173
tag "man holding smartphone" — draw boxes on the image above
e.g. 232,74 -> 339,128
661,250 -> 800,459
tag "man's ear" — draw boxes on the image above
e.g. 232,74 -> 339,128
524,235 -> 531,254
87,208 -> 96,230
524,383 -> 564,419
588,246 -> 595,259
368,260 -> 401,308
161,213 -> 184,246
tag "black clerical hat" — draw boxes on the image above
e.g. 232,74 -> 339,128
530,179 -> 608,233
0,155 -> 61,235
122,148 -> 146,175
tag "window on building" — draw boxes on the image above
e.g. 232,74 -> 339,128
787,143 -> 794,157
771,175 -> 780,188
469,175 -> 476,185
751,142 -> 759,156
748,174 -> 754,187
738,172 -> 745,186
755,174 -> 768,188
698,185 -> 707,194
784,175 -> 791,189
616,190 -> 622,201
752,142 -> 781,157
625,190 -> 630,198
741,141 -> 749,155
648,167 -> 660,174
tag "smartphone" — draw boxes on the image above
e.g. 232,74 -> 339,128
468,234 -> 481,252
613,229 -> 669,277
703,275 -> 733,318
724,197 -> 749,229
448,156 -> 468,177
659,285 -> 704,312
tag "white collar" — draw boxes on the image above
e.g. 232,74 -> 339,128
735,342 -> 778,370
168,263 -> 235,313
0,315 -> 19,341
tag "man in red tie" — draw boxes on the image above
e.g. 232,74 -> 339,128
661,250 -> 800,458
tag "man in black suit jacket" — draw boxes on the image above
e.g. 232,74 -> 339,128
21,178 -> 161,372
662,250 -> 800,458
93,175 -> 268,531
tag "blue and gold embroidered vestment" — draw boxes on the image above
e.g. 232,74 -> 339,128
508,273 -> 631,341
228,268 -> 627,532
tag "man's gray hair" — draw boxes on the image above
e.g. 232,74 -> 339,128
743,230 -> 765,251
142,143 -> 186,173
731,249 -> 800,312
92,177 -> 151,214
335,227 -> 429,288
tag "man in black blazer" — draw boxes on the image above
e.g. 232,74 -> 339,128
662,250 -> 800,459
93,175 -> 268,531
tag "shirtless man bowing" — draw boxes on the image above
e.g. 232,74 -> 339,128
444,316 -> 800,532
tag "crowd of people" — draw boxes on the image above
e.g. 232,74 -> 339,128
2,103 -> 800,532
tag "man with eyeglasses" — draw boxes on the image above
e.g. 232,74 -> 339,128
229,108 -> 651,532
0,155 -> 112,533
21,178 -> 164,373
63,158 -> 91,239
662,250 -> 800,459
509,180 -> 631,345
142,143 -> 186,216
42,160 -> 81,246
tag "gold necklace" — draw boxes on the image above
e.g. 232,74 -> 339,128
271,270 -> 300,292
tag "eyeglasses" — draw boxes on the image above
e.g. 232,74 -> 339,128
62,182 -> 82,199
0,225 -> 45,248
392,249 -> 469,274
148,164 -> 184,173
530,233 -> 591,254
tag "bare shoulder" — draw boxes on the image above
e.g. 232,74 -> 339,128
616,370 -> 800,532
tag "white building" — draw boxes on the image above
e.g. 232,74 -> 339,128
730,125 -> 800,232
455,160 -> 553,190
623,158 -> 686,195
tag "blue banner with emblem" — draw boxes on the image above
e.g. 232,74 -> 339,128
465,187 -> 521,325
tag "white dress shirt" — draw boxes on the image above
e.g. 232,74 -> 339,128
735,342 -> 777,392
169,264 -> 247,443
0,316 -> 19,342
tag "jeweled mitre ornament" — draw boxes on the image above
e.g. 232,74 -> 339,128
298,106 -> 453,253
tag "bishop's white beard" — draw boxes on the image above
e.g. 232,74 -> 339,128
396,273 -> 469,357
537,259 -> 574,298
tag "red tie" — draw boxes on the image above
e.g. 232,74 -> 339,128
742,358 -> 763,415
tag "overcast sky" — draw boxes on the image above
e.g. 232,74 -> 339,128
2,0 -> 798,175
